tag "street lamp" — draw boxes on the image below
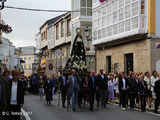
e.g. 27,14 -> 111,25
85,27 -> 92,41
0,0 -> 6,10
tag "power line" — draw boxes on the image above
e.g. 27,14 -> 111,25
4,6 -> 83,13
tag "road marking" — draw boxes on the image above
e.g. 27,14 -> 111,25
109,103 -> 160,117
21,108 -> 31,120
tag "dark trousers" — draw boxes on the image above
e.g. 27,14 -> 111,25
130,93 -> 135,108
100,89 -> 107,107
140,95 -> 146,111
78,90 -> 83,107
120,90 -> 127,108
5,105 -> 21,120
89,89 -> 95,109
96,91 -> 100,104
155,93 -> 160,113
46,90 -> 52,102
126,90 -> 130,106
61,86 -> 67,105
136,91 -> 139,103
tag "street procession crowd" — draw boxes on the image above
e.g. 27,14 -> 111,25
0,67 -> 160,120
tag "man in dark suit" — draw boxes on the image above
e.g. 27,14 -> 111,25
0,68 -> 9,120
154,78 -> 160,113
96,68 -> 108,108
6,69 -> 24,120
88,70 -> 96,111
119,72 -> 129,111
59,70 -> 68,108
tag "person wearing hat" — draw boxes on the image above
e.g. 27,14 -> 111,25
0,68 -> 9,120
96,68 -> 109,108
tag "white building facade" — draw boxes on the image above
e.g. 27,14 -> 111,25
92,0 -> 147,45
0,37 -> 20,70
71,0 -> 95,71
35,32 -> 41,54
93,0 -> 160,74
48,24 -> 55,50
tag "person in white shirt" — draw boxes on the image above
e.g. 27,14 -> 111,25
144,72 -> 152,108
6,69 -> 24,120
151,71 -> 159,99
114,72 -> 120,103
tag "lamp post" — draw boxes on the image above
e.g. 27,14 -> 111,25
85,27 -> 92,42
84,27 -> 93,71
0,0 -> 6,10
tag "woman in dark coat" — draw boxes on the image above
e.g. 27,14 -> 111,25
138,74 -> 148,112
6,69 -> 24,120
129,74 -> 137,109
44,75 -> 53,106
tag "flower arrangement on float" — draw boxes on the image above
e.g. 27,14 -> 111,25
72,55 -> 88,73
37,65 -> 45,73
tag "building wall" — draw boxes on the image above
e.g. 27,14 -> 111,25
96,39 -> 151,73
40,24 -> 48,49
54,44 -> 71,69
92,0 -> 147,46
55,16 -> 71,46
150,38 -> 160,72
148,0 -> 155,34
21,55 -> 35,76
35,32 -> 41,53
0,37 -> 10,69
47,25 -> 55,49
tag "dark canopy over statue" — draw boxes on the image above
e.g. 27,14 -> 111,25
64,28 -> 87,74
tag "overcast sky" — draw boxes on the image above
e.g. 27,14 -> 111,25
2,0 -> 71,48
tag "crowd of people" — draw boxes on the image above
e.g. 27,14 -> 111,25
57,69 -> 160,113
0,67 -> 160,120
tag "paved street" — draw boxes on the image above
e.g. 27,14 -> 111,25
23,94 -> 160,120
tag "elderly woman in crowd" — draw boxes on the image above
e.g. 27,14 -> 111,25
138,74 -> 148,112
114,72 -> 120,102
108,75 -> 115,102
44,75 -> 53,106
